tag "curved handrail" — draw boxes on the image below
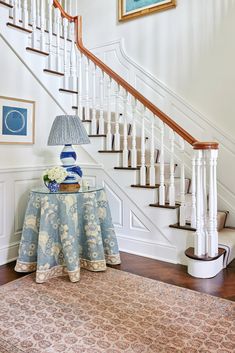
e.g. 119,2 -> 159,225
53,0 -> 218,150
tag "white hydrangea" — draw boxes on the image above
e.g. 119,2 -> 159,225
43,166 -> 68,183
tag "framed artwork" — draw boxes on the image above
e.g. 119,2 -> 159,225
119,0 -> 176,21
0,96 -> 35,144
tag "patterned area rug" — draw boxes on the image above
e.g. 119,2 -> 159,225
0,268 -> 235,353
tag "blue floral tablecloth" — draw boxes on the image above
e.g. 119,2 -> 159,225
15,187 -> 121,283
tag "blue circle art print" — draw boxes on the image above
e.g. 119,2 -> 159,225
2,106 -> 27,136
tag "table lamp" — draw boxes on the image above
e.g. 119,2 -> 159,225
47,115 -> 90,191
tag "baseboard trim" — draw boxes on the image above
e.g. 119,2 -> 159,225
116,234 -> 177,264
0,242 -> 19,266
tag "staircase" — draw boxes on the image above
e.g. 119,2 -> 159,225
0,0 -> 235,278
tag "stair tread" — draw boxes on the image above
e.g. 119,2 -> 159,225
26,47 -> 49,56
185,247 -> 226,261
59,88 -> 78,94
131,184 -> 159,189
98,150 -> 122,153
7,22 -> 32,33
89,134 -> 106,137
169,223 -> 196,231
0,1 -> 13,8
150,203 -> 180,209
44,69 -> 64,76
114,167 -> 140,170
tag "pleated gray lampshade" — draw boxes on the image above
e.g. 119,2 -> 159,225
47,115 -> 90,146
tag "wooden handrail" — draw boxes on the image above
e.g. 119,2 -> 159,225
53,0 -> 219,150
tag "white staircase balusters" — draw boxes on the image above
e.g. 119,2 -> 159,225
63,17 -> 69,89
31,0 -> 37,48
106,77 -> 112,150
98,70 -> 105,135
36,0 -> 40,28
18,0 -> 22,22
168,128 -> 175,206
84,57 -> 90,120
140,107 -> 146,186
22,0 -> 28,29
122,91 -> 128,167
9,0 -> 13,17
77,51 -> 83,119
47,0 -> 53,69
68,0 -> 72,15
179,137 -> 186,226
114,84 -> 121,150
208,149 -> 219,257
13,0 -> 19,25
131,98 -> 137,168
91,63 -> 97,132
191,152 -> 196,228
195,150 -> 204,256
159,120 -> 165,205
40,0 -> 46,52
55,8 -> 61,72
149,113 -> 156,187
70,30 -> 77,91
91,64 -> 97,135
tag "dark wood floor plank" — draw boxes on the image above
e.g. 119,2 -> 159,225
1,252 -> 235,301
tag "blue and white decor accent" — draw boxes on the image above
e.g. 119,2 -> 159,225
47,115 -> 90,186
0,96 -> 35,144
60,144 -> 83,184
2,106 -> 27,136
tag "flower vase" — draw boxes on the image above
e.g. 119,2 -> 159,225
44,180 -> 60,193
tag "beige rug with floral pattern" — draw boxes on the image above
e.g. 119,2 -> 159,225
0,268 -> 235,353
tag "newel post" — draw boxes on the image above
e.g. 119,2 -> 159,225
186,142 -> 221,279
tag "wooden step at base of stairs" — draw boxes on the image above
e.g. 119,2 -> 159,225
0,1 -> 13,8
7,22 -> 32,33
131,184 -> 159,189
26,47 -> 49,56
150,203 -> 180,210
185,247 -> 226,261
169,222 -> 196,231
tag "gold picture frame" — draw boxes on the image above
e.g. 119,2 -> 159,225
0,96 -> 35,145
119,0 -> 176,21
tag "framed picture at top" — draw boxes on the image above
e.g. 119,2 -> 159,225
0,96 -> 35,145
119,0 -> 176,21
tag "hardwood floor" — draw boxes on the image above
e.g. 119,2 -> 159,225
1,252 -> 235,301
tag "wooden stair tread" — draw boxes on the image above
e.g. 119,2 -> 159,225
7,22 -> 32,33
98,150 -> 122,153
89,134 -> 106,137
26,47 -> 49,56
169,223 -> 196,231
82,119 -> 92,123
131,184 -> 159,189
59,88 -> 78,94
114,167 -> 140,170
0,1 -> 13,8
185,247 -> 226,261
72,106 -> 78,109
44,69 -> 64,76
150,203 -> 180,209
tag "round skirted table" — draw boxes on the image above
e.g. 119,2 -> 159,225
15,187 -> 121,283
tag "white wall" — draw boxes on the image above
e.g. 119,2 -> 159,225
0,36 -> 95,264
77,0 -> 235,140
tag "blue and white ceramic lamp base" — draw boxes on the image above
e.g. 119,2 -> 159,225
60,144 -> 83,185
